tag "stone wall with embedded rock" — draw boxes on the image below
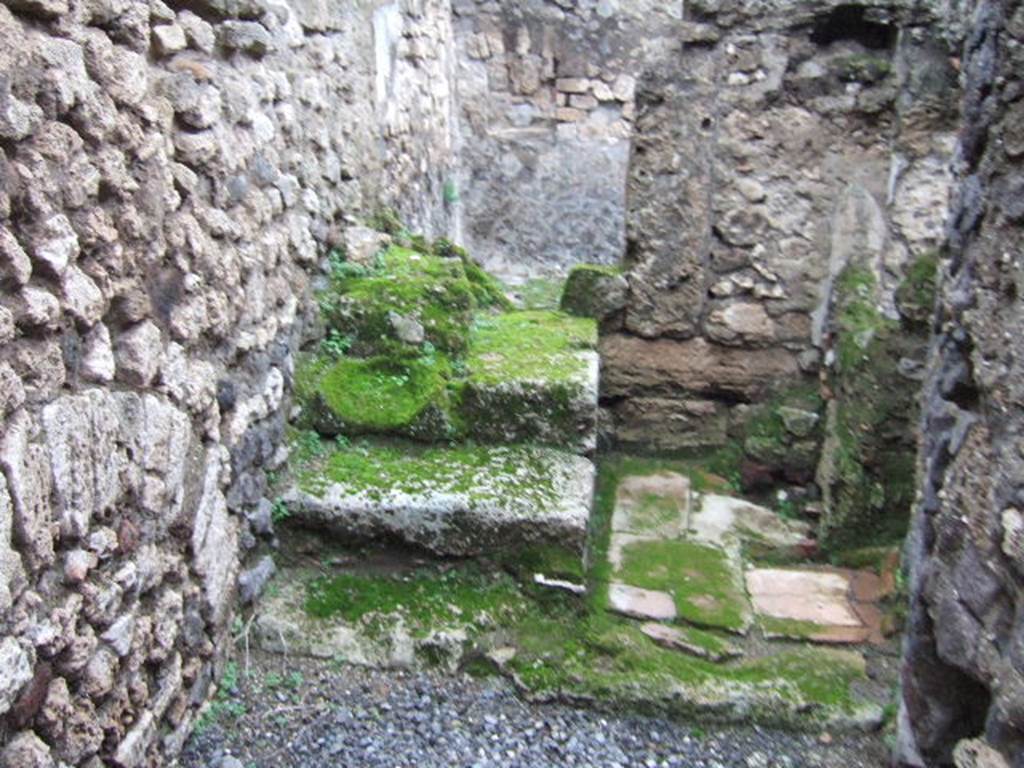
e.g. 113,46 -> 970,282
0,0 -> 456,764
448,0 -> 683,279
898,0 -> 1024,765
601,0 -> 960,455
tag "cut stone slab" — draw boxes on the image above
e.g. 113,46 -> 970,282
608,582 -> 678,622
613,536 -> 753,634
747,568 -> 861,626
285,442 -> 594,557
612,472 -> 690,537
460,311 -> 599,453
640,622 -> 743,663
746,567 -> 883,644
690,493 -> 810,557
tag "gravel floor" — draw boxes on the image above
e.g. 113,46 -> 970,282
177,652 -> 890,768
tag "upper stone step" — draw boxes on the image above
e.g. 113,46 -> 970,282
459,310 -> 599,454
297,244 -> 598,452
283,438 -> 595,557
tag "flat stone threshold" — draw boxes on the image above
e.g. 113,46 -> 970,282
285,441 -> 595,557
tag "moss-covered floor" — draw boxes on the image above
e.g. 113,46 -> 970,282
257,454 -> 899,733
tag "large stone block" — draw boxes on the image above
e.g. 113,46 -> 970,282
115,321 -> 163,386
190,448 -> 239,625
0,473 -> 24,613
42,391 -> 122,541
0,637 -> 33,717
285,442 -> 594,557
600,334 -> 800,401
0,411 -> 55,571
607,396 -> 729,450
0,730 -> 53,768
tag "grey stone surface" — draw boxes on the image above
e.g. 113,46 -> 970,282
0,731 -> 53,768
285,446 -> 594,557
607,583 -> 677,622
237,555 -> 275,605
0,475 -> 21,613
451,1 -> 681,277
114,321 -> 163,386
898,2 -> 1024,765
0,637 -> 33,716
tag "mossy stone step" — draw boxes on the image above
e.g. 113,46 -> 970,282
255,559 -> 882,733
300,355 -> 458,442
460,311 -> 599,453
297,310 -> 599,451
284,440 -> 594,557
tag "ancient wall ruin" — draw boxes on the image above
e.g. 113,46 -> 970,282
602,0 -> 959,455
449,0 -> 681,279
0,0 -> 456,764
0,0 -> 1021,765
899,0 -> 1024,765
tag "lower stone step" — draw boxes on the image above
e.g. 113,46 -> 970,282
283,439 -> 595,557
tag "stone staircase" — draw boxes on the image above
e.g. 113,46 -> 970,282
258,243 -> 898,731
282,241 -> 598,560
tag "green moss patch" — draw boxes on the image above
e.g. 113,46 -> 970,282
507,610 -> 865,719
500,542 -> 585,583
758,616 -> 828,640
617,539 -> 750,633
559,263 -> 625,319
895,251 -> 938,329
628,493 -> 682,534
295,438 -> 564,513
466,311 -> 596,386
311,355 -> 451,434
833,267 -> 899,374
306,564 -> 530,634
820,266 -> 923,552
433,238 -> 513,311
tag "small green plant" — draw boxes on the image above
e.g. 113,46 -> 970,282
320,329 -> 353,359
195,661 -> 246,734
264,672 -> 283,689
330,259 -> 370,282
286,671 -> 304,689
326,247 -> 347,274
294,429 -> 325,459
334,434 -> 351,450
316,292 -> 337,316
271,498 -> 290,524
